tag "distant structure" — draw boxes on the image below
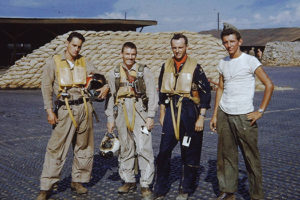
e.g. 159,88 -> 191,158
0,18 -> 157,66
199,27 -> 300,66
262,41 -> 300,66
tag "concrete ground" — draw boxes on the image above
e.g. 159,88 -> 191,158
0,66 -> 299,200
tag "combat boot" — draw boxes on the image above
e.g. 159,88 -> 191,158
141,187 -> 153,200
176,191 -> 188,200
118,182 -> 137,193
36,190 -> 49,200
70,182 -> 88,194
216,192 -> 236,200
153,192 -> 165,200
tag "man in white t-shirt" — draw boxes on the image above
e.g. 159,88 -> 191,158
210,23 -> 274,200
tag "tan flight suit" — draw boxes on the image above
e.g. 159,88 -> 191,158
105,63 -> 158,188
40,54 -> 99,191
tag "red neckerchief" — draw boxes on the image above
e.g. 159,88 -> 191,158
173,54 -> 187,72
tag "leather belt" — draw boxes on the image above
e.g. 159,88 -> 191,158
57,98 -> 89,106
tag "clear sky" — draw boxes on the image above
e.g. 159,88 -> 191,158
1,0 -> 299,32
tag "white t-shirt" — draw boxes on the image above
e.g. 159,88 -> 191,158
217,53 -> 261,115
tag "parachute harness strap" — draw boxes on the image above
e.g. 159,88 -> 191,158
64,97 -> 78,129
170,95 -> 184,141
80,89 -> 89,121
121,98 -> 136,132
56,87 -> 89,130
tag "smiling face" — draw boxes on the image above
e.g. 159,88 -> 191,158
171,38 -> 187,61
222,33 -> 243,58
121,47 -> 137,69
65,37 -> 83,60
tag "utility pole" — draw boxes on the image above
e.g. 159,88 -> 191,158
217,12 -> 220,34
125,12 -> 127,20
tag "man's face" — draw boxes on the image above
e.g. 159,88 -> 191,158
222,34 -> 243,57
171,38 -> 187,60
66,37 -> 83,59
121,47 -> 137,69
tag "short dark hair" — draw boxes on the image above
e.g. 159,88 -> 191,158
67,32 -> 85,43
121,42 -> 137,53
221,29 -> 241,41
171,33 -> 188,45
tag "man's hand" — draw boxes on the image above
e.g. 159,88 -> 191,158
146,118 -> 154,131
46,109 -> 58,125
107,121 -> 115,133
210,115 -> 217,132
97,84 -> 110,100
247,111 -> 263,126
195,116 -> 204,132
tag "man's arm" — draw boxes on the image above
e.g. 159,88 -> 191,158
41,58 -> 58,125
41,58 -> 55,110
105,70 -> 116,133
97,84 -> 110,99
195,107 -> 207,132
159,104 -> 166,126
157,64 -> 166,126
144,67 -> 158,131
247,66 -> 274,125
194,65 -> 211,132
210,74 -> 224,132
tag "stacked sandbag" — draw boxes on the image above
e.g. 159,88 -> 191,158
1,30 -> 270,90
262,41 -> 300,66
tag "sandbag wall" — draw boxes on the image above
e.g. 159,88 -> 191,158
0,30 -> 266,90
262,41 -> 300,66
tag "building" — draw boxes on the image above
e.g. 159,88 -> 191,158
0,17 -> 157,66
199,27 -> 300,56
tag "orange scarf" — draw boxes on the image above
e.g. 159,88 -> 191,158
173,54 -> 187,72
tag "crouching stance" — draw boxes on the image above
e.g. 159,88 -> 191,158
105,42 -> 158,200
37,32 -> 108,200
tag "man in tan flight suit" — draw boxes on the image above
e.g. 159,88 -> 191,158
106,42 -> 158,200
37,32 -> 109,200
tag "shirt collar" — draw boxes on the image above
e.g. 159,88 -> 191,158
122,62 -> 137,71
